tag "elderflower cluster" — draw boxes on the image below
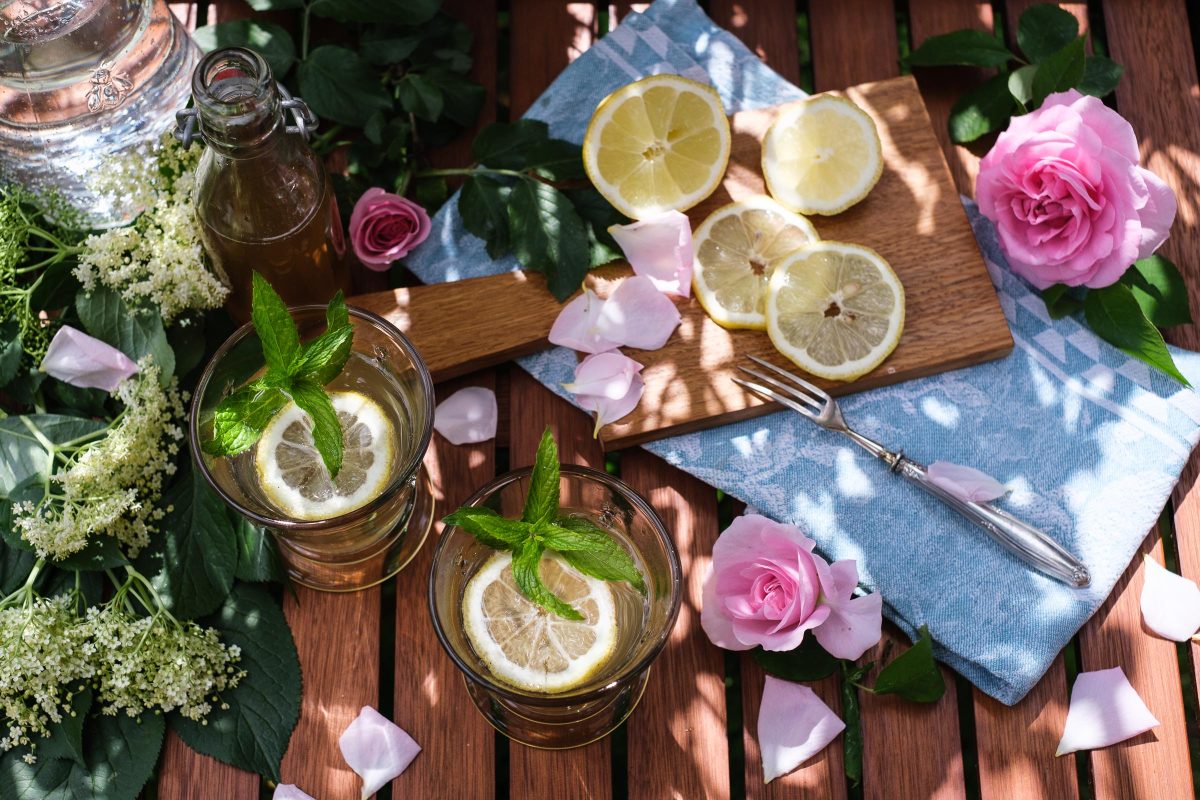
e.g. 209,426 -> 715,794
12,360 -> 185,560
76,134 -> 228,322
0,596 -> 95,754
86,607 -> 244,721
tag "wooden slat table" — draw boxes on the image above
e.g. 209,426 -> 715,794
162,2 -> 1200,798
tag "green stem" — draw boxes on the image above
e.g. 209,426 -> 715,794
0,558 -> 44,609
301,2 -> 312,61
415,166 -> 527,180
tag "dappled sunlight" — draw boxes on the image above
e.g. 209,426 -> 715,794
422,670 -> 440,706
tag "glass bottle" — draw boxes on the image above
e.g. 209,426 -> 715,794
189,47 -> 348,323
0,0 -> 199,226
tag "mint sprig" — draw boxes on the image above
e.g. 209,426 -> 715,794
443,427 -> 644,620
203,273 -> 353,477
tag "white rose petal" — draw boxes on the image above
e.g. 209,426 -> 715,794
926,461 -> 1007,503
1056,667 -> 1159,756
758,676 -> 845,783
273,785 -> 316,800
434,387 -> 498,445
1140,555 -> 1200,641
608,210 -> 694,296
547,289 -> 618,354
339,706 -> 422,799
595,275 -> 681,351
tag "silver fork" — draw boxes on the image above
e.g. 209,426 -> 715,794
733,355 -> 1090,588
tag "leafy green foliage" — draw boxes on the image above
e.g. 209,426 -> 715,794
544,518 -> 645,593
1041,284 -> 1083,319
35,688 -> 91,765
298,45 -> 393,127
1030,37 -> 1085,107
523,427 -> 561,526
871,625 -> 945,702
949,74 -> 1017,143
906,29 -> 1015,68
1085,283 -> 1190,386
1122,255 -> 1193,327
75,287 -> 175,383
193,20 -> 296,77
442,507 -> 530,549
1078,55 -> 1124,98
751,635 -> 840,682
290,378 -> 344,477
232,518 -> 286,583
1016,4 -> 1079,63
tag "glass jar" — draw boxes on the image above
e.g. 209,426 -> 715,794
189,47 -> 349,323
0,0 -> 199,226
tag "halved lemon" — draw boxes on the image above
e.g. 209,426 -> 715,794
692,196 -> 819,330
254,391 -> 395,521
762,94 -> 883,215
766,242 -> 904,381
583,74 -> 731,220
463,551 -> 617,693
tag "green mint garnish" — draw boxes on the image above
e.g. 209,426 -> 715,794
443,427 -> 645,620
203,273 -> 353,478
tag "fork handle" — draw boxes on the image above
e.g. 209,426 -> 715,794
892,456 -> 1091,588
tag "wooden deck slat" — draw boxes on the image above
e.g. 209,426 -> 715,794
809,0 -> 900,92
157,732 -> 259,799
708,0 -> 802,85
507,368 -> 613,800
508,0 -> 597,117
622,450 -> 730,800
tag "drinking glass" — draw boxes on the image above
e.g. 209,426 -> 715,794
191,305 -> 435,591
429,465 -> 682,749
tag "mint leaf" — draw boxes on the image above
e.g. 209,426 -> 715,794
1078,55 -> 1123,98
512,538 -> 582,621
543,518 -> 645,592
472,120 -> 550,169
205,382 -> 289,457
949,73 -> 1017,144
1030,37 -> 1085,106
907,29 -> 1015,68
460,175 -> 512,260
325,289 -> 349,330
294,293 -> 353,385
872,625 -> 945,702
251,272 -> 300,375
1017,4 -> 1079,63
1041,284 -> 1083,319
507,178 -> 591,301
751,635 -> 839,681
1085,282 -> 1191,385
1123,254 -> 1193,327
444,507 -> 531,550
523,427 -> 559,526
289,379 -> 344,478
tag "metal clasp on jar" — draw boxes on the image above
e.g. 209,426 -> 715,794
172,82 -> 318,147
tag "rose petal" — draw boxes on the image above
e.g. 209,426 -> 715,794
339,706 -> 422,799
595,276 -> 681,350
577,373 -> 644,436
758,676 -> 846,783
608,211 -> 694,297
40,325 -> 139,392
548,290 -> 619,353
273,786 -> 316,800
1140,556 -> 1200,641
926,461 -> 1007,503
1135,166 -> 1178,260
434,387 -> 498,445
701,565 -> 750,650
562,351 -> 643,399
1056,667 -> 1159,756
812,559 -> 883,661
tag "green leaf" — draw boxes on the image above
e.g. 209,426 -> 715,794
542,518 -> 645,592
1122,255 -> 1192,328
1030,37 -> 1086,106
28,260 -> 81,313
443,507 -> 531,549
75,287 -> 174,383
949,73 -> 1018,144
565,187 -> 628,268
172,584 -> 301,781
523,427 -> 559,526
1041,284 -> 1083,319
297,45 -> 393,127
841,664 -> 865,786
205,382 -> 289,458
35,688 -> 91,765
506,179 -> 591,301
750,636 -> 840,682
1017,3 -> 1079,63
398,74 -> 444,122
0,708 -> 164,800
1007,64 -> 1037,107
526,138 -> 586,182
1086,282 -> 1190,385
472,120 -> 550,169
51,533 -> 128,572
232,516 -> 286,583
459,175 -> 513,259
325,289 -> 349,330
167,318 -> 208,379
0,415 -> 105,495
290,378 -> 344,478
310,0 -> 439,25
511,537 -> 582,620
250,272 -> 300,376
135,464 -> 237,619
193,20 -> 296,78
907,29 -> 1016,68
0,534 -> 35,595
872,625 -> 946,702
293,294 -> 353,386
0,321 -> 22,386
423,67 -> 485,127
1078,55 -> 1123,98
361,32 -> 422,66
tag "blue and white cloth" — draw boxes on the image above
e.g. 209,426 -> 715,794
407,0 -> 1200,704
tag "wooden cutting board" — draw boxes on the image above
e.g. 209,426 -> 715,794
352,75 -> 1013,449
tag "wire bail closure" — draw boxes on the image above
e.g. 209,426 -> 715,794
173,82 -> 318,148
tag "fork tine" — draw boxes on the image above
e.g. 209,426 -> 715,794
737,365 -> 824,411
746,355 -> 831,402
732,377 -> 819,420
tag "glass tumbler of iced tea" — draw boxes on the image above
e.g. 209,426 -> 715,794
429,465 -> 682,749
191,305 -> 435,591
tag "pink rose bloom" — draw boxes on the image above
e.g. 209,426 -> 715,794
976,89 -> 1176,289
701,514 -> 882,660
349,188 -> 432,271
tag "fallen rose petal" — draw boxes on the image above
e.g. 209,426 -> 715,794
577,372 -> 644,436
608,210 -> 694,296
562,351 -> 643,399
548,289 -> 619,354
1140,555 -> 1200,641
434,387 -> 498,445
1056,667 -> 1159,756
339,706 -> 422,799
595,275 -> 681,350
926,461 -> 1007,503
40,325 -> 139,392
812,559 -> 883,661
758,676 -> 845,783
273,785 -> 316,800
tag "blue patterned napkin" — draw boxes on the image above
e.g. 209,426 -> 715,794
407,0 -> 1200,704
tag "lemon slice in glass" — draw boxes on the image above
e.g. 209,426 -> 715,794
692,196 -> 819,330
583,74 -> 731,220
762,95 -> 883,215
766,242 -> 905,381
463,551 -> 617,693
254,391 -> 396,521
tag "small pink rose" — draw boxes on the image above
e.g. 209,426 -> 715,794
976,90 -> 1177,289
349,188 -> 432,271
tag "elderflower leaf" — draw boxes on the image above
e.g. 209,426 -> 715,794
75,288 -> 175,385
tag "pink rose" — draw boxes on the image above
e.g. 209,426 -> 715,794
976,90 -> 1176,289
349,188 -> 432,270
701,514 -> 882,659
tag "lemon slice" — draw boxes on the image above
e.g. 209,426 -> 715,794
583,74 -> 731,220
692,196 -> 819,330
766,242 -> 904,381
762,95 -> 883,215
463,551 -> 617,693
254,391 -> 396,521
